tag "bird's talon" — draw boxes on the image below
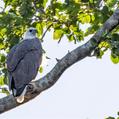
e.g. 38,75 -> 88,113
27,84 -> 33,91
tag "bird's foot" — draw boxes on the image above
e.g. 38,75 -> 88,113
27,84 -> 34,92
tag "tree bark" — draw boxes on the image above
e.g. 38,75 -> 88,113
0,9 -> 119,114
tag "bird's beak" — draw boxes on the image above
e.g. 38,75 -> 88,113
32,29 -> 38,35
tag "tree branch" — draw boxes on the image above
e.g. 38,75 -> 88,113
40,23 -> 53,42
0,9 -> 119,114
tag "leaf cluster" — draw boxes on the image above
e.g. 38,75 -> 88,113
0,0 -> 119,93
106,112 -> 119,119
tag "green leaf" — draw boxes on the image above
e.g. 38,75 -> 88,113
89,0 -> 93,3
110,54 -> 119,64
53,29 -> 63,40
98,41 -> 109,49
36,23 -> 43,37
0,43 -> 5,50
0,55 -> 6,63
43,0 -> 48,8
67,34 -> 74,42
106,0 -> 117,7
2,88 -> 10,95
105,117 -> 115,119
0,76 -> 5,86
70,25 -> 78,32
102,5 -> 108,13
78,14 -> 91,24
112,33 -> 119,41
97,50 -> 104,59
39,66 -> 43,73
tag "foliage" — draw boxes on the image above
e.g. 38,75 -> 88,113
0,0 -> 119,94
105,112 -> 119,119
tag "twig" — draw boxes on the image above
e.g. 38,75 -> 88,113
40,23 -> 53,42
58,34 -> 63,44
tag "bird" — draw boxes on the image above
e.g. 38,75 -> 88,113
6,27 -> 43,103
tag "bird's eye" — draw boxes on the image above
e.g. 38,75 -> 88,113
29,29 -> 32,32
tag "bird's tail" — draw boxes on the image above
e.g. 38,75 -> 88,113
13,86 -> 27,103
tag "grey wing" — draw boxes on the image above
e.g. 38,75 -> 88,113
7,44 -> 18,68
12,50 -> 42,90
7,39 -> 37,72
7,45 -> 18,90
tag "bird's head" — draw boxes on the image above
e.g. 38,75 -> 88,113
23,27 -> 38,40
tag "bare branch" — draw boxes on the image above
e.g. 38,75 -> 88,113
40,24 -> 53,42
58,34 -> 63,44
0,8 -> 119,114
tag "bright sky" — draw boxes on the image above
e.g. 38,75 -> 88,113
1,1 -> 119,119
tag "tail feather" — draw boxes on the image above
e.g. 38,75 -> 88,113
13,86 -> 27,103
16,96 -> 24,103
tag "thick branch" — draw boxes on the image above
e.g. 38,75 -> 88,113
0,9 -> 119,114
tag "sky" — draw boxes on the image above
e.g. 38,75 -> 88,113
1,1 -> 119,119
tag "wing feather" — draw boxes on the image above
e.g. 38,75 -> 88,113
7,38 -> 42,72
12,50 -> 42,89
7,38 -> 42,96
